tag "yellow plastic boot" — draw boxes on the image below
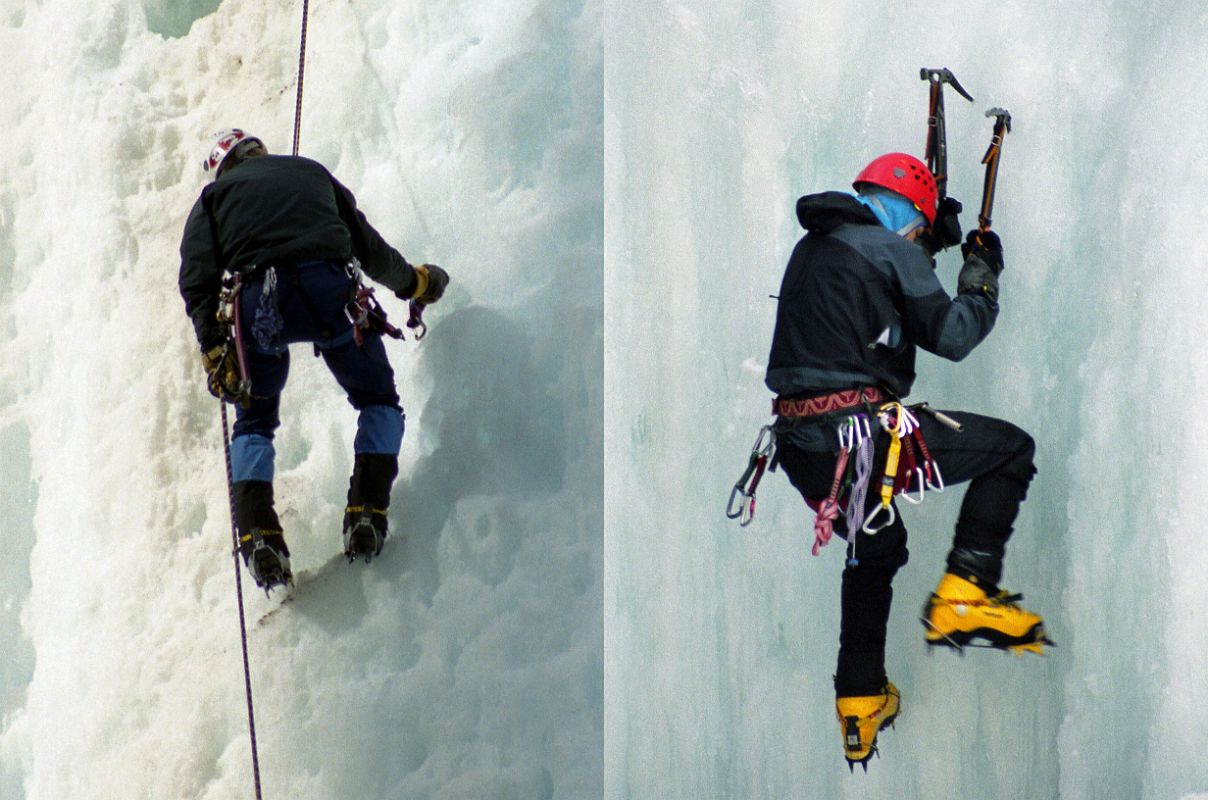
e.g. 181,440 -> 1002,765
835,682 -> 900,771
921,573 -> 1053,655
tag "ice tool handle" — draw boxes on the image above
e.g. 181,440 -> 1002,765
921,67 -> 974,200
979,108 -> 1012,231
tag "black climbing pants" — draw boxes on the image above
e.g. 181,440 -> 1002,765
776,411 -> 1036,696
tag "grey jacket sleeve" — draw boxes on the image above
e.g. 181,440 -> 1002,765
329,175 -> 420,297
893,242 -> 998,362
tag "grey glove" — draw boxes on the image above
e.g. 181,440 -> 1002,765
957,230 -> 1003,302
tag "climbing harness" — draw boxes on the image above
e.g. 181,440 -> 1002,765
773,386 -> 885,417
730,384 -> 963,571
726,425 -> 776,526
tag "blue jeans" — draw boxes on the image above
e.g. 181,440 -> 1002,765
229,260 -> 404,483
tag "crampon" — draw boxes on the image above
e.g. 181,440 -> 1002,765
837,682 -> 900,772
921,573 -> 1054,655
243,530 -> 293,596
343,507 -> 387,564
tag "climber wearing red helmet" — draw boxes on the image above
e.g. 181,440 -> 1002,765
763,152 -> 1049,770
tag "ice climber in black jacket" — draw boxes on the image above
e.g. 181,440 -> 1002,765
765,152 -> 1051,769
180,129 -> 449,589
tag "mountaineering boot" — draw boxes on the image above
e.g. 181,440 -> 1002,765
232,480 -> 292,591
343,453 -> 397,563
343,506 -> 388,563
921,573 -> 1053,654
240,528 -> 293,591
836,682 -> 900,772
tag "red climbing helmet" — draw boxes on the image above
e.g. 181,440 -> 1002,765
852,153 -> 937,225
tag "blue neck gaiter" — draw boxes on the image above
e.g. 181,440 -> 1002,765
855,188 -> 926,236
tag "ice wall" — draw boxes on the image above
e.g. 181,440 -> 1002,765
0,0 -> 601,798
607,2 -> 1208,799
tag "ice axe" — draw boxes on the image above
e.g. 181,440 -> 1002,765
920,67 -> 974,200
978,108 -> 1012,231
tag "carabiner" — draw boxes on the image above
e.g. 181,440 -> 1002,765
926,460 -> 945,493
838,419 -> 854,451
726,484 -> 748,520
740,494 -> 756,526
900,468 -> 927,504
725,485 -> 757,526
751,425 -> 776,459
861,502 -> 896,534
850,414 -> 872,447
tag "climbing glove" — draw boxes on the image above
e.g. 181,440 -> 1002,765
401,263 -> 449,306
957,230 -> 1004,303
916,196 -> 964,257
201,343 -> 246,404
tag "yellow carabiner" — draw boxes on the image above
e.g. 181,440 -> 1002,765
879,433 -> 902,508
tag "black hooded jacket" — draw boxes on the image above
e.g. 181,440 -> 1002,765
765,192 -> 997,400
179,154 -> 419,348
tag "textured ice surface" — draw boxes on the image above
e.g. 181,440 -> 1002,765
606,2 -> 1208,799
0,0 -> 601,797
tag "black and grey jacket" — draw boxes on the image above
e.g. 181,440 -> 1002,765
766,191 -> 997,400
179,154 -> 419,349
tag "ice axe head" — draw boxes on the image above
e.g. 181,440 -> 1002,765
986,107 -> 1012,133
920,67 -> 974,102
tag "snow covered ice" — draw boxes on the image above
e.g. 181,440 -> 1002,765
4,0 -> 1208,798
0,0 -> 600,797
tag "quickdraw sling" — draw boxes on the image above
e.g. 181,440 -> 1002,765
726,425 -> 776,526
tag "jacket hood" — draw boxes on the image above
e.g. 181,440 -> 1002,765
796,191 -> 880,235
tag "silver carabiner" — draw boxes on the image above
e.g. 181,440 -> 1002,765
850,414 -> 872,447
752,424 -> 776,458
899,468 -> 926,504
725,485 -> 747,520
927,461 -> 945,493
838,417 -> 857,451
861,502 -> 896,534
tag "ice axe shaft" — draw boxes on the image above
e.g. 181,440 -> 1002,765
920,67 -> 974,200
979,108 -> 1012,230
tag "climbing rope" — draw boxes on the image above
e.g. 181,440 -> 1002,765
222,7 -> 312,798
292,0 -> 310,157
221,400 -> 263,800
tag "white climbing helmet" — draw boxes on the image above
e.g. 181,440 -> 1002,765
201,128 -> 263,176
